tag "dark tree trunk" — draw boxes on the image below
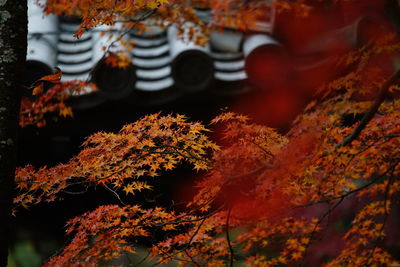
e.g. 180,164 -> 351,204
0,1 -> 27,266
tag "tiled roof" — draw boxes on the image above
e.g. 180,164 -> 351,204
26,0 -> 277,106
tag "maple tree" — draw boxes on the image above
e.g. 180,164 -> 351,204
10,0 -> 400,266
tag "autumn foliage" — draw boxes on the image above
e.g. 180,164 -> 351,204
19,68 -> 97,128
15,0 -> 400,266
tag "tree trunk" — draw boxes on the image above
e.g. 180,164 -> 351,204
0,1 -> 27,266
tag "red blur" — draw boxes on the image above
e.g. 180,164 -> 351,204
234,0 -> 398,129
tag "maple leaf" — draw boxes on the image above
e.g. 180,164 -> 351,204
38,67 -> 62,83
291,252 -> 303,261
59,106 -> 73,118
123,184 -> 135,195
32,83 -> 44,96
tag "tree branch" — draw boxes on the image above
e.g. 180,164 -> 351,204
296,159 -> 400,209
337,70 -> 400,148
299,197 -> 344,267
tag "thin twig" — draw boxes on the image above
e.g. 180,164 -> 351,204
108,7 -> 160,52
184,250 -> 201,267
299,197 -> 344,267
133,250 -> 151,267
61,187 -> 88,195
225,206 -> 234,267
103,184 -> 126,206
369,165 -> 397,263
296,161 -> 399,209
154,206 -> 223,226
150,211 -> 219,267
116,8 -> 160,23
89,6 -> 160,80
